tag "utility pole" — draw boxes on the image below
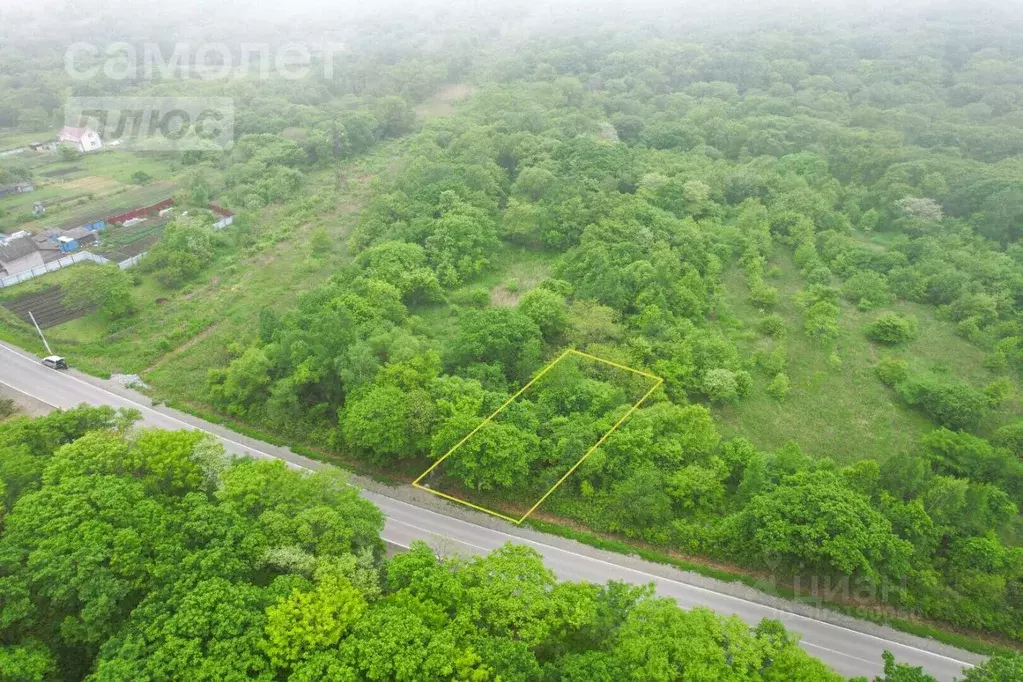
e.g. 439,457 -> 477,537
28,311 -> 53,356
332,119 -> 347,192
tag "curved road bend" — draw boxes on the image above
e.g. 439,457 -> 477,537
0,341 -> 984,680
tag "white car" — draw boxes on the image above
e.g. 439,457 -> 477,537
42,355 -> 68,370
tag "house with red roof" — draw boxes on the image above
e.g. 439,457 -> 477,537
57,126 -> 102,153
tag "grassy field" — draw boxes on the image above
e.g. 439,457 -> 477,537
68,150 -> 178,184
415,83 -> 476,120
712,252 -> 1023,464
407,246 -> 555,344
18,181 -> 177,232
144,157 -> 404,400
1,149 -> 179,233
0,131 -> 50,151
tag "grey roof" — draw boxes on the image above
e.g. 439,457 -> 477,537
0,236 -> 39,262
64,226 -> 93,239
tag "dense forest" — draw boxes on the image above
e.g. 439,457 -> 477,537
2,0 -> 1023,672
1,407 -> 1021,681
198,3 -> 1023,641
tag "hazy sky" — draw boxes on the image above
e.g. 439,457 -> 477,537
1,0 -> 1021,54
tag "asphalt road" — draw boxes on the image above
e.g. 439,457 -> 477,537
0,340 -> 983,680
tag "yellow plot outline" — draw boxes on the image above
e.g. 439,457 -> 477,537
412,349 -> 663,524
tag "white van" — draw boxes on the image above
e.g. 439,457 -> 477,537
42,356 -> 68,370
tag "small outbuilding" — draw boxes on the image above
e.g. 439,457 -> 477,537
0,182 -> 34,199
62,226 -> 98,249
0,235 -> 44,276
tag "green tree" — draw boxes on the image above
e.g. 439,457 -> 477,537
447,307 -> 543,381
960,653 -> 1023,681
355,241 -> 443,303
993,422 -> 1023,457
141,217 -> 215,288
207,346 -> 274,417
609,464 -> 674,533
424,193 -> 501,286
896,377 -> 989,431
869,650 -> 939,681
374,96 -> 415,138
703,368 -> 741,402
341,385 -> 437,461
440,421 -> 540,491
804,300 -> 841,343
63,264 -> 136,319
92,577 -> 273,680
517,288 -> 568,340
722,470 -> 913,583
262,575 -> 367,668
0,641 -> 56,682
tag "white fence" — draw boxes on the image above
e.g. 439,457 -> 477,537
0,251 -> 112,288
117,251 -> 148,270
1,212 -> 232,288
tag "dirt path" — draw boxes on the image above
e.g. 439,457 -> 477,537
141,324 -> 217,376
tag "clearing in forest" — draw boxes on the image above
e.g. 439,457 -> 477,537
413,349 -> 662,524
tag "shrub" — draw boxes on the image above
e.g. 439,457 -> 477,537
58,145 -> 80,162
875,357 -> 909,386
756,345 -> 787,375
842,271 -> 891,310
803,300 -> 840,342
749,283 -> 779,310
805,265 -> 833,286
538,278 -> 574,296
703,368 -> 739,403
0,397 -> 16,420
993,422 -> 1023,457
866,312 -> 917,345
757,314 -> 786,337
767,373 -> 791,400
735,370 -> 754,397
309,227 -> 331,255
450,287 -> 490,308
984,378 -> 1014,407
897,377 -> 988,431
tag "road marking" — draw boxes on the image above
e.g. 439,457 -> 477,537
0,343 -> 978,671
0,379 -> 60,409
386,518 -> 493,553
801,641 -> 877,665
374,492 -> 976,668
